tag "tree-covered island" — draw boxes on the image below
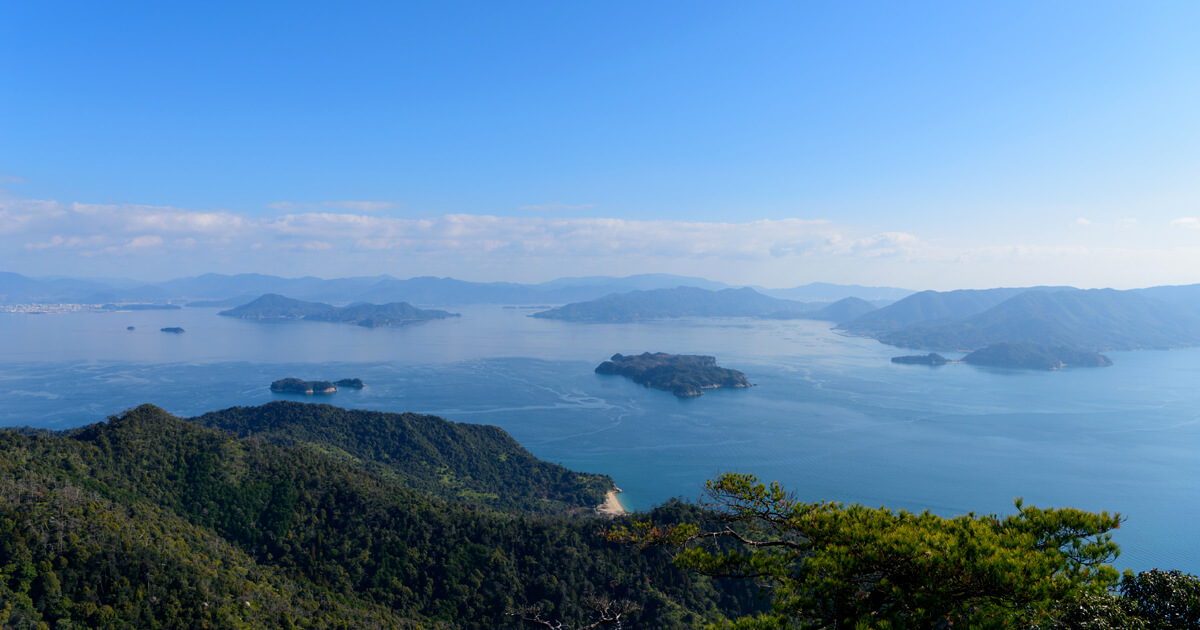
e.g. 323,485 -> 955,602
220,293 -> 460,327
891,352 -> 949,365
271,378 -> 366,394
963,342 -> 1113,370
595,352 -> 753,397
891,344 -> 1112,370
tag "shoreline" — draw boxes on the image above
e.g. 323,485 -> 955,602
596,487 -> 627,518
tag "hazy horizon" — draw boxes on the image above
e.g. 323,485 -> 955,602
3,2 -> 1199,290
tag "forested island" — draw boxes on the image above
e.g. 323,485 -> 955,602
270,377 -> 366,394
962,342 -> 1113,370
270,378 -> 365,393
270,378 -> 337,394
219,293 -> 460,327
595,352 -> 753,397
159,326 -> 185,334
891,353 -> 949,365
890,345 -> 1112,370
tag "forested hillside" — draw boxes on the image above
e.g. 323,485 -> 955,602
840,286 -> 1200,353
191,401 -> 611,515
0,404 -> 764,629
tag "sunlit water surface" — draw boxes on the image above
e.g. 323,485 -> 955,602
2,306 -> 1197,573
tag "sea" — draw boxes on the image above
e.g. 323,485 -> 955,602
2,305 -> 1197,574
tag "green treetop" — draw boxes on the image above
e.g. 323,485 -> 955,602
611,472 -> 1123,629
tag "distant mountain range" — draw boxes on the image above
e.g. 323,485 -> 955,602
218,294 -> 459,327
755,282 -> 916,302
10,270 -> 1200,354
530,287 -> 819,322
0,270 -> 913,308
761,296 -> 878,323
534,283 -> 1200,355
840,286 -> 1200,352
530,288 -> 880,324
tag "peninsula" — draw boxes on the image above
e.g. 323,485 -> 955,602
595,352 -> 753,397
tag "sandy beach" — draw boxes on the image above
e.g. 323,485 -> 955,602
596,487 -> 627,518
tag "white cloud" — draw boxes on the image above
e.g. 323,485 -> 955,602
0,197 -> 926,270
1073,218 -> 1093,227
322,200 -> 397,213
127,235 -> 163,249
1117,218 -> 1138,228
519,202 -> 596,212
3,196 -> 1199,289
269,200 -> 398,214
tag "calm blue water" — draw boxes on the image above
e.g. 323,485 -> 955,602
2,306 -> 1198,574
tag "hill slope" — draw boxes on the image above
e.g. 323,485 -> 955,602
531,287 -> 813,322
875,289 -> 1200,351
192,401 -> 610,515
840,287 -> 1056,334
0,404 -> 764,629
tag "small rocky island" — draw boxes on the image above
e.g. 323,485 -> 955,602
270,378 -> 365,394
595,352 -> 752,397
891,353 -> 949,365
160,327 -> 185,334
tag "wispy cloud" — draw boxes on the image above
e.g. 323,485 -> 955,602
3,197 -> 1199,289
0,198 -> 921,264
0,174 -> 28,184
269,200 -> 398,214
322,201 -> 397,213
1073,217 -> 1093,227
518,202 -> 595,212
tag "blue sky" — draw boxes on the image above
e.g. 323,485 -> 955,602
2,1 -> 1198,289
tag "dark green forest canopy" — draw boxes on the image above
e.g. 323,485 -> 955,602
191,401 -> 611,515
609,472 -> 1200,629
0,404 -> 765,629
